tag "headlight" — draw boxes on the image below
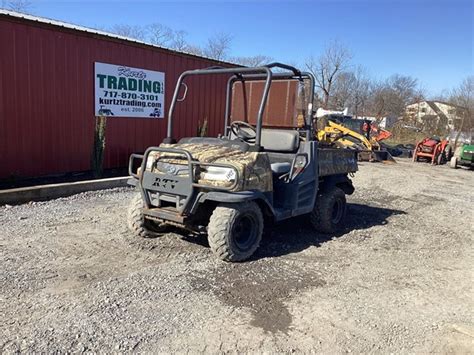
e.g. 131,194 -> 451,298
146,156 -> 154,170
201,166 -> 236,182
154,162 -> 189,176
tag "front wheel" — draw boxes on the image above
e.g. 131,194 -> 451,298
207,202 -> 263,262
127,193 -> 167,238
450,156 -> 458,169
310,187 -> 347,234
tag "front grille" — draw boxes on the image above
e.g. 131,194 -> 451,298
153,161 -> 190,177
462,152 -> 473,160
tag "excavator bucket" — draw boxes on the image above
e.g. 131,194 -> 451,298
372,150 -> 396,163
356,149 -> 396,163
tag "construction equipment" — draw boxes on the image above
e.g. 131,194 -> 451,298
370,124 -> 392,142
315,111 -> 394,162
412,137 -> 451,165
127,63 -> 357,262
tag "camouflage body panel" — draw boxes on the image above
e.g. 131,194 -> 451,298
147,143 -> 273,192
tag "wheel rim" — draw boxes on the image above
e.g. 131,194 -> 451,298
232,214 -> 258,251
331,199 -> 343,224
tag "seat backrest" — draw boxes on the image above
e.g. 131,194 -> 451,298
261,129 -> 299,152
229,127 -> 300,153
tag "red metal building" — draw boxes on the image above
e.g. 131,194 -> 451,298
0,10 -> 234,181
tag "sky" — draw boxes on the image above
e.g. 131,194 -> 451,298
20,0 -> 474,95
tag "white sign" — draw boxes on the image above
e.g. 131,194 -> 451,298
94,62 -> 165,118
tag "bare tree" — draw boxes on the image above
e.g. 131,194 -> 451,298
2,0 -> 32,13
450,76 -> 474,112
448,76 -> 474,141
109,24 -> 146,41
184,44 -> 204,56
231,55 -> 273,67
147,23 -> 173,46
369,74 -> 419,119
369,81 -> 390,119
326,65 -> 372,116
305,40 -> 352,109
203,32 -> 232,61
330,71 -> 356,111
350,66 -> 372,117
170,30 -> 189,51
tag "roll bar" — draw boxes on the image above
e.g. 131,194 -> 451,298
165,63 -> 315,148
265,62 -> 302,77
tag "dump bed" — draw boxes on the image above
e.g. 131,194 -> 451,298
318,148 -> 358,177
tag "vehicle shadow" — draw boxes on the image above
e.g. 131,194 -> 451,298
252,203 -> 406,260
177,203 -> 406,260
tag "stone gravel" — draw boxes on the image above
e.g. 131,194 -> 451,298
1,159 -> 473,353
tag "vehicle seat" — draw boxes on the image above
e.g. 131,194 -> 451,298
261,129 -> 299,152
230,127 -> 299,153
270,162 -> 291,175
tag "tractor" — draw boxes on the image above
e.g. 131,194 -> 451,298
412,137 -> 451,165
450,143 -> 474,169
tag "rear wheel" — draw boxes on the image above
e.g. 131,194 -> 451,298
310,187 -> 347,234
436,153 -> 444,165
444,145 -> 453,161
207,202 -> 263,262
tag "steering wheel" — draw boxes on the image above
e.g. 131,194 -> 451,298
230,121 -> 257,143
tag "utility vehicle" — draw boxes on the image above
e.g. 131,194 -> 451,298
98,105 -> 114,116
127,63 -> 357,262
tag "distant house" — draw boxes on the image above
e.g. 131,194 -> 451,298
405,100 -> 466,131
353,115 -> 398,129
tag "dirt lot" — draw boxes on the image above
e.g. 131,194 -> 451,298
1,159 -> 473,353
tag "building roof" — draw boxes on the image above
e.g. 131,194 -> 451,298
406,100 -> 466,110
0,9 -> 238,66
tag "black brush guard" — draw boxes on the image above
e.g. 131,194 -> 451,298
129,147 -> 239,223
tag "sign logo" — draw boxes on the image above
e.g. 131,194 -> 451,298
94,62 -> 165,118
152,177 -> 178,189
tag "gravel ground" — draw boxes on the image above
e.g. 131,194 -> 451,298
1,159 -> 473,353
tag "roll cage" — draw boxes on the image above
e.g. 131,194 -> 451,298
164,62 -> 316,149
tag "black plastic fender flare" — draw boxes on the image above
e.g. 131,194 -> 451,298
320,174 -> 355,195
192,190 -> 275,216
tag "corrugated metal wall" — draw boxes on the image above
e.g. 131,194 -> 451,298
0,15 -> 231,180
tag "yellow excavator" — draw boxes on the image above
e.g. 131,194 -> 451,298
315,109 -> 395,162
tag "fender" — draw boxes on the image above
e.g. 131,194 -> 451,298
191,190 -> 275,216
320,174 -> 355,195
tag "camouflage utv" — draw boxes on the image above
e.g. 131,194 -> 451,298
128,63 -> 357,262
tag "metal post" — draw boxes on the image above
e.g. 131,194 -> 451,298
256,68 -> 272,147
